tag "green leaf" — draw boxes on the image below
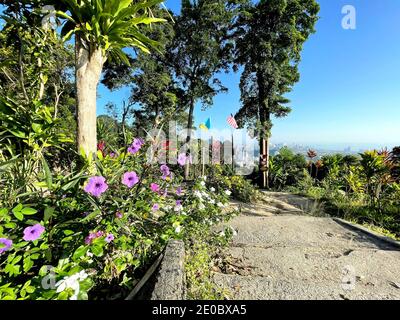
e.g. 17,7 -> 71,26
42,156 -> 53,189
21,207 -> 37,215
44,207 -> 55,223
12,210 -> 23,221
8,130 -> 26,138
91,244 -> 103,257
73,245 -> 89,261
63,230 -> 74,236
23,258 -> 34,273
32,123 -> 42,133
12,204 -> 23,213
82,209 -> 101,222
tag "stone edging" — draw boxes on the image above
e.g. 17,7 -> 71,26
333,217 -> 400,249
150,240 -> 186,300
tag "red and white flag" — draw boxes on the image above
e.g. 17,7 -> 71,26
227,114 -> 238,129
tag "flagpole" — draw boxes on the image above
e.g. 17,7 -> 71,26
231,130 -> 234,171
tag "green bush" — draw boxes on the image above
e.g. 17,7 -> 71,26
0,139 -> 232,300
208,165 -> 258,203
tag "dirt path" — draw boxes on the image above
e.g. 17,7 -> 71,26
213,192 -> 400,300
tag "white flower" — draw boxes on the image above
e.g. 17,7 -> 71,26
175,226 -> 182,234
230,226 -> 238,236
181,211 -> 187,216
75,270 -> 88,281
174,205 -> 183,212
201,191 -> 210,199
194,190 -> 203,199
55,270 -> 88,300
198,203 -> 205,210
200,181 -> 206,187
202,176 -> 207,181
210,187 -> 216,192
217,202 -> 224,208
210,199 -> 215,204
164,205 -> 172,211
225,190 -> 232,196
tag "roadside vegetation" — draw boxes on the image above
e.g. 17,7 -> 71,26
269,147 -> 400,240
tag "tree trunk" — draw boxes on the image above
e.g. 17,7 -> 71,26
75,36 -> 105,158
257,71 -> 270,189
259,134 -> 270,189
185,100 -> 195,180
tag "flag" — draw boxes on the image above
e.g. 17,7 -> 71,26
227,114 -> 238,129
205,118 -> 211,129
199,118 -> 211,131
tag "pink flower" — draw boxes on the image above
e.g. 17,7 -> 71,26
84,176 -> 108,197
96,231 -> 104,237
177,153 -> 192,166
23,224 -> 45,241
85,233 -> 97,245
177,153 -> 187,166
150,183 -> 160,193
122,171 -> 139,188
0,238 -> 12,254
127,138 -> 144,155
105,234 -> 114,243
115,211 -> 123,219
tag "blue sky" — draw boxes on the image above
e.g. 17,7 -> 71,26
1,1 -> 399,149
98,0 -> 400,149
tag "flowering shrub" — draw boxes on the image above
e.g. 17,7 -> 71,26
0,141 -> 232,300
209,165 -> 258,203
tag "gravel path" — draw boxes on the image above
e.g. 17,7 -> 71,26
213,192 -> 400,300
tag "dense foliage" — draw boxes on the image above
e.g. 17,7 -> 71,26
269,147 -> 400,238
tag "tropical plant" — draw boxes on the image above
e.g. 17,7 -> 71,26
52,0 -> 166,157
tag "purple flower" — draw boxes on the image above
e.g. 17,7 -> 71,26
85,233 -> 97,245
115,211 -> 123,219
152,204 -> 160,211
109,152 -> 117,158
105,234 -> 114,243
122,171 -> 139,188
177,153 -> 187,166
127,138 -> 144,155
84,176 -> 108,197
176,200 -> 182,206
176,187 -> 182,196
150,183 -> 160,193
177,153 -> 192,166
23,224 -> 45,241
0,238 -> 12,254
160,164 -> 170,176
96,231 -> 104,237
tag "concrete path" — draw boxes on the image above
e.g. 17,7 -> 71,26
213,192 -> 400,300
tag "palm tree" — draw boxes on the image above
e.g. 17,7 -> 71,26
55,0 -> 165,157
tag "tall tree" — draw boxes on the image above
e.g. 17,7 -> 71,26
101,7 -> 187,135
234,0 -> 319,188
50,0 -> 166,158
166,0 -> 243,178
